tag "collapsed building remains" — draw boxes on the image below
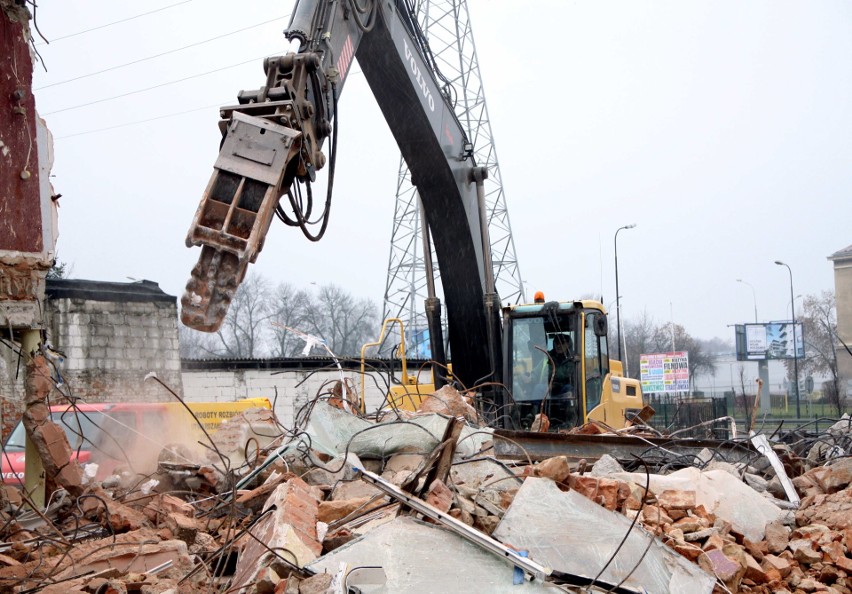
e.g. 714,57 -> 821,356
1,378 -> 852,593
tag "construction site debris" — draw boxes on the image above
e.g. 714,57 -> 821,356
309,517 -> 552,593
4,386 -> 852,593
493,477 -> 715,593
612,467 -> 788,542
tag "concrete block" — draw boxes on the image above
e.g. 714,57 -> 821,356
86,347 -> 107,360
122,348 -> 140,359
494,478 -> 714,593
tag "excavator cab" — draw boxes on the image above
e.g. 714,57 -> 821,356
503,299 -> 644,431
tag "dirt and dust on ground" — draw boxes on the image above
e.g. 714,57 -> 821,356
2,373 -> 852,594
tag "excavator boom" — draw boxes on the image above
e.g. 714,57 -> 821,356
182,0 -> 497,392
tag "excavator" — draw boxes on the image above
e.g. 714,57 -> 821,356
180,0 -> 644,430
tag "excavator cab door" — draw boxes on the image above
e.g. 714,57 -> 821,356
582,310 -> 610,419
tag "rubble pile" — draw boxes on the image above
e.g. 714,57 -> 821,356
1,388 -> 851,593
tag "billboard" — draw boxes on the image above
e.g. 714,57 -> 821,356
640,351 -> 690,394
735,323 -> 804,361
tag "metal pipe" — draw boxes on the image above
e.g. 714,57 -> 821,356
472,166 -> 503,421
420,199 -> 446,388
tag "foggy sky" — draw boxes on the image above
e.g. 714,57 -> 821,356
31,0 -> 852,342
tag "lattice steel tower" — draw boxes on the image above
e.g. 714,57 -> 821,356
382,0 -> 525,357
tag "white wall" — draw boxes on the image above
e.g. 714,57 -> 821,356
180,367 -> 429,429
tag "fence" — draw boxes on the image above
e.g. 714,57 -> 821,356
644,394 -> 730,439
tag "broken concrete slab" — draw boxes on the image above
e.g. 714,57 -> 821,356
304,401 -> 490,460
612,467 -> 786,542
308,516 -> 552,593
492,477 -> 715,594
357,468 -> 550,581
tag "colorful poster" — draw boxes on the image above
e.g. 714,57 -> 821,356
639,351 -> 690,394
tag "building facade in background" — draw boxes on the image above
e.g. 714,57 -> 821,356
829,244 -> 852,399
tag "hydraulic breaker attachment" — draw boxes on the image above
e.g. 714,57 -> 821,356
182,111 -> 302,331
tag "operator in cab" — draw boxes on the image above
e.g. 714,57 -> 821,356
540,334 -> 575,397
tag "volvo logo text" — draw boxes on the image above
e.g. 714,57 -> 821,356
404,39 -> 435,112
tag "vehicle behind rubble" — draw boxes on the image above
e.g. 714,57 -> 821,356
504,299 -> 645,430
1,398 -> 272,486
369,299 -> 645,431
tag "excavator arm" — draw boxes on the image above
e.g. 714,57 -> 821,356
182,0 -> 500,392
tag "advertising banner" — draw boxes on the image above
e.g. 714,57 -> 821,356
735,323 -> 804,361
640,351 -> 690,394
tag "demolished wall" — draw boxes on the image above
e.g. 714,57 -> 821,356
0,0 -> 59,440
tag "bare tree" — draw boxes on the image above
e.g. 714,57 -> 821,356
618,309 -> 657,380
269,283 -> 309,357
178,323 -> 217,358
212,273 -> 273,358
737,365 -> 753,431
796,291 -> 842,415
295,284 -> 379,356
651,322 -> 716,388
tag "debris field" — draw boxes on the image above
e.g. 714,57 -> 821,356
3,373 -> 852,594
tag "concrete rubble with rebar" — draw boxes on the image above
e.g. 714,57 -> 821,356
2,382 -> 852,594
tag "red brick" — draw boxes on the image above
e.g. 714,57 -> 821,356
762,554 -> 792,578
698,549 -> 741,583
425,479 -> 453,513
638,505 -> 673,527
657,489 -> 696,510
568,475 -> 620,510
836,556 -> 852,573
533,456 -> 570,483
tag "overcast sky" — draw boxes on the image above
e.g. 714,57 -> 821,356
31,0 -> 852,342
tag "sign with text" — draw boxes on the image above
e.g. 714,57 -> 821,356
640,351 -> 690,394
734,323 -> 804,361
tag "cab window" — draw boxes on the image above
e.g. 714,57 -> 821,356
584,312 -> 610,413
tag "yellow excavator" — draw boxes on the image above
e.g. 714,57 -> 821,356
361,295 -> 644,432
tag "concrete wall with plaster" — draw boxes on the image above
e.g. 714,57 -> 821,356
44,280 -> 183,403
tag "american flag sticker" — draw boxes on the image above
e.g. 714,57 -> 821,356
337,35 -> 354,82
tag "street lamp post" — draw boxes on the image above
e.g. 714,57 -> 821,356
614,224 -> 637,364
775,261 -> 800,418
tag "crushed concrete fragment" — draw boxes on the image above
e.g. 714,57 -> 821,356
308,516 -> 552,593
590,453 -> 625,476
492,477 -> 715,593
